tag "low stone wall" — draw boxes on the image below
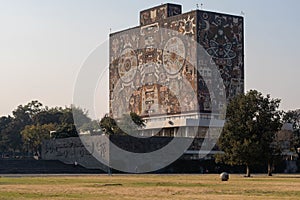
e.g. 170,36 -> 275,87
42,135 -> 206,172
42,135 -> 109,171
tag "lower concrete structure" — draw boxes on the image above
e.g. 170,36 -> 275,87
41,135 -> 221,172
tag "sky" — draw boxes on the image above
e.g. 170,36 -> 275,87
0,0 -> 299,118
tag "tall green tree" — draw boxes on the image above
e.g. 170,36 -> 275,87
1,100 -> 44,154
216,90 -> 282,177
257,94 -> 282,176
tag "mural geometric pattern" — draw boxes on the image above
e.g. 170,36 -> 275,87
109,4 -> 244,118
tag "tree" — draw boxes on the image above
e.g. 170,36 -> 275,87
0,120 -> 24,154
129,112 -> 146,128
257,94 -> 282,176
216,90 -> 282,177
52,106 -> 92,137
21,123 -> 56,156
99,112 -> 145,135
70,106 -> 91,128
118,112 -> 146,136
283,109 -> 300,157
79,120 -> 101,134
13,100 -> 43,125
0,101 -> 93,156
99,114 -> 120,135
53,123 -> 78,138
33,107 -> 63,125
0,116 -> 13,153
4,100 -> 45,154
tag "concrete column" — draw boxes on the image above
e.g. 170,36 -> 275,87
185,127 -> 188,137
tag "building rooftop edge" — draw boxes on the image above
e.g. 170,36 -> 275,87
109,8 -> 243,36
139,3 -> 182,14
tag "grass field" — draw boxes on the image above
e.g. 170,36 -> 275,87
0,174 -> 300,199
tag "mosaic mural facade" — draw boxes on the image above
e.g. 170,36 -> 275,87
109,4 -> 244,119
197,11 -> 244,111
140,3 -> 182,26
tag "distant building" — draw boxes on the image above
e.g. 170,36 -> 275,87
276,123 -> 296,158
109,3 -> 244,138
275,123 -> 298,173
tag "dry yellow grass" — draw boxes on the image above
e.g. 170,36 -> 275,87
0,174 -> 300,199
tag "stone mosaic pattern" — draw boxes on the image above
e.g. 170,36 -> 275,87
109,4 -> 244,118
197,11 -> 244,111
140,4 -> 182,26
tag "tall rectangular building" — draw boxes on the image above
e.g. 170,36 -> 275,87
109,3 -> 244,137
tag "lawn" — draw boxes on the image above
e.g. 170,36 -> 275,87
0,174 -> 300,199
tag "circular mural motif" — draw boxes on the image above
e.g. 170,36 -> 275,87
163,37 -> 186,75
118,48 -> 138,83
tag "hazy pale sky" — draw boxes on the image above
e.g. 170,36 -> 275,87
0,0 -> 299,117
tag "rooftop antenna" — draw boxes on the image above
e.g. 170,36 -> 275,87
200,3 -> 203,10
109,28 -> 112,33
196,4 -> 199,9
240,11 -> 245,16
